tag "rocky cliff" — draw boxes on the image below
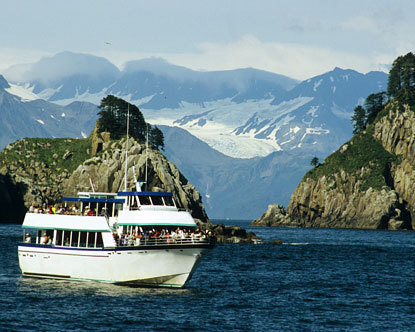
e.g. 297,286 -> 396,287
0,130 -> 209,225
252,102 -> 415,230
63,134 -> 209,224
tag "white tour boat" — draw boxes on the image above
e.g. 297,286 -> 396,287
18,190 -> 215,288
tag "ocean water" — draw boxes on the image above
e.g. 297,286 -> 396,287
2,221 -> 415,331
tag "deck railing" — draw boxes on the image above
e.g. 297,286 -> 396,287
116,236 -> 215,247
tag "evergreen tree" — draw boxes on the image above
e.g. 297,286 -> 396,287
351,105 -> 366,134
364,92 -> 386,125
97,95 -> 164,150
149,126 -> 165,150
310,157 -> 320,168
387,52 -> 415,106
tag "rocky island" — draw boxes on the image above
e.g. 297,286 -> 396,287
252,52 -> 415,231
0,96 -> 260,243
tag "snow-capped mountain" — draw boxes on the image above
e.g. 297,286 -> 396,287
0,74 -> 99,150
4,52 -> 387,159
233,68 -> 388,155
4,51 -> 120,103
140,68 -> 387,158
1,52 -> 390,218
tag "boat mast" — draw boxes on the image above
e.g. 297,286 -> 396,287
124,104 -> 130,192
145,124 -> 148,191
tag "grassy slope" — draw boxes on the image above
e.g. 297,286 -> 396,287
304,106 -> 398,192
0,138 -> 91,176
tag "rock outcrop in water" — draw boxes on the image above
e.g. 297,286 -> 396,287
252,101 -> 415,230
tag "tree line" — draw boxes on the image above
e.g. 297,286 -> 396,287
97,95 -> 164,150
351,52 -> 415,134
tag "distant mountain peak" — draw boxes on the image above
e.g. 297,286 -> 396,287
4,51 -> 121,84
0,75 -> 10,89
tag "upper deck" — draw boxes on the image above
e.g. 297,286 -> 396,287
24,190 -> 197,228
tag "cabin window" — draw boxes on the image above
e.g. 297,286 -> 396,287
96,233 -> 104,248
71,231 -> 79,247
37,230 -> 42,244
36,229 -> 53,244
79,232 -> 87,247
63,231 -> 71,246
151,196 -> 164,205
88,232 -> 96,248
138,195 -> 151,205
130,196 -> 139,209
52,231 -> 103,248
163,196 -> 175,206
56,230 -> 63,246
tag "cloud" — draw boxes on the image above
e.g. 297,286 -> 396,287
0,48 -> 51,74
89,35 -> 398,81
4,51 -> 120,83
0,35 -> 400,83
161,35 -> 394,80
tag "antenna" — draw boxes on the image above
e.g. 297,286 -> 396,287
124,104 -> 130,192
89,178 -> 95,192
145,124 -> 149,191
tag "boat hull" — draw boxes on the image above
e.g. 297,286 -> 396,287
18,243 -> 212,288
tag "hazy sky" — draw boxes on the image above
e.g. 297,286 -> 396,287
0,0 -> 414,80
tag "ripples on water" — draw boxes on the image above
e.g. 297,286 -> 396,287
2,221 -> 415,331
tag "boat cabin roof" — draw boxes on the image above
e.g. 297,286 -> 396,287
117,191 -> 173,197
62,197 -> 125,204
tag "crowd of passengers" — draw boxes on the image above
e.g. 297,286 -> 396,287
114,227 -> 213,246
29,203 -> 101,216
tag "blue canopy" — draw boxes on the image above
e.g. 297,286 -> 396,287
62,197 -> 125,204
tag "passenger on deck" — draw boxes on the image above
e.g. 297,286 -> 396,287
135,232 -> 141,245
71,205 -> 78,214
87,208 -> 95,216
57,205 -> 65,214
42,235 -> 50,245
120,234 -> 126,246
113,232 -> 120,245
24,233 -> 31,243
29,203 -> 36,213
127,233 -> 134,246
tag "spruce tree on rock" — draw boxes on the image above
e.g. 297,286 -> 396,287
310,157 -> 320,168
351,105 -> 366,134
97,95 -> 147,142
387,52 -> 415,106
149,126 -> 165,151
364,92 -> 386,125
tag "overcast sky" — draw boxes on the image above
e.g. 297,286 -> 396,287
0,0 -> 414,80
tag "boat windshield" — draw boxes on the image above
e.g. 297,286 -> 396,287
118,191 -> 176,209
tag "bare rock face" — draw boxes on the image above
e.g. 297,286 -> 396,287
0,135 -> 209,226
285,176 -> 402,229
62,137 -> 209,224
252,103 -> 415,230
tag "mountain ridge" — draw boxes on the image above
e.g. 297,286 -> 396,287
0,52 -> 390,219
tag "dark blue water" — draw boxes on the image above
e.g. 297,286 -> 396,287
2,221 -> 415,331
